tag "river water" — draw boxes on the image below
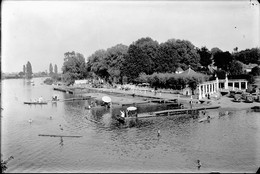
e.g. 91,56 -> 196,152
1,78 -> 260,173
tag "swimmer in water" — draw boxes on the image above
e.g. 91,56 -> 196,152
197,160 -> 201,170
59,124 -> 63,131
157,129 -> 161,137
28,119 -> 32,124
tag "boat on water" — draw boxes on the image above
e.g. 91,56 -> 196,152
24,101 -> 48,105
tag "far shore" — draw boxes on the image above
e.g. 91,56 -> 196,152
65,84 -> 260,110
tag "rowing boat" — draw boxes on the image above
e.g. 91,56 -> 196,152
24,101 -> 48,105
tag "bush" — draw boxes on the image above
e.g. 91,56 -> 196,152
43,78 -> 54,85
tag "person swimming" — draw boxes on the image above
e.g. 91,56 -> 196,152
197,160 -> 202,169
59,124 -> 63,131
157,129 -> 161,137
28,119 -> 32,124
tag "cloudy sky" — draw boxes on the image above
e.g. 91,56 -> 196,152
2,0 -> 259,73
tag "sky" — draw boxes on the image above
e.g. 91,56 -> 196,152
2,0 -> 259,73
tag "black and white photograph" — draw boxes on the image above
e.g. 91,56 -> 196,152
1,0 -> 260,173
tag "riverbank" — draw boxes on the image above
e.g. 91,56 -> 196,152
65,85 -> 260,110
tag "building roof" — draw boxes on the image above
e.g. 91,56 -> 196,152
181,67 -> 200,76
176,67 -> 184,72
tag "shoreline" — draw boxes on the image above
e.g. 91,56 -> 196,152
64,85 -> 260,110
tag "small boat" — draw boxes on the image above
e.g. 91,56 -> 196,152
24,101 -> 48,105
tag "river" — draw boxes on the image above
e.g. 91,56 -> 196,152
1,78 -> 260,173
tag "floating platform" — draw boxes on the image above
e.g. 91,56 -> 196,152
38,134 -> 82,138
24,102 -> 48,105
53,87 -> 74,94
60,96 -> 92,102
121,105 -> 221,119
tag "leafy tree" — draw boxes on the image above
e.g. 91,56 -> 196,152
250,66 -> 260,76
123,37 -> 159,82
105,44 -> 128,84
175,39 -> 200,70
49,63 -> 53,76
210,47 -> 222,56
62,51 -> 87,85
188,78 -> 199,95
18,71 -> 24,77
233,48 -> 260,65
23,65 -> 26,75
229,60 -> 244,75
155,40 -> 180,73
26,61 -> 33,78
213,51 -> 233,71
54,64 -> 58,75
87,49 -> 108,80
197,46 -> 212,67
155,39 -> 200,73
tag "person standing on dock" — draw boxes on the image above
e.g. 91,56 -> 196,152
154,87 -> 157,96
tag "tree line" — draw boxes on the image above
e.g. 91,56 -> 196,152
61,37 -> 260,87
18,61 -> 59,79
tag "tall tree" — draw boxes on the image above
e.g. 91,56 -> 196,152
155,39 -> 200,73
54,64 -> 58,75
105,44 -> 128,83
49,63 -> 53,76
233,48 -> 260,65
62,51 -> 87,85
26,61 -> 33,78
210,47 -> 222,56
197,46 -> 212,67
229,60 -> 244,75
213,51 -> 233,71
86,49 -> 108,80
123,37 -> 159,82
23,65 -> 26,75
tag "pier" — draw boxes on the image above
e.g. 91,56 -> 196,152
38,134 -> 82,138
124,105 -> 221,119
53,87 -> 74,94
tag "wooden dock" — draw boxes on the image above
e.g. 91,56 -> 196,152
123,105 -> 221,119
61,96 -> 92,101
53,87 -> 74,94
121,101 -> 151,107
38,134 -> 82,138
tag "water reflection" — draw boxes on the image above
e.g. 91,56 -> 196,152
59,137 -> 64,147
